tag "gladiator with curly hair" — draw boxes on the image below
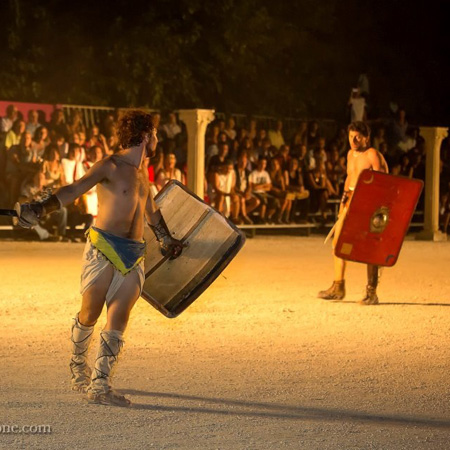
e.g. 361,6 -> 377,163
117,110 -> 155,149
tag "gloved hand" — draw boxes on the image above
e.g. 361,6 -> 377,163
160,236 -> 184,260
17,202 -> 44,228
16,194 -> 62,229
150,209 -> 184,260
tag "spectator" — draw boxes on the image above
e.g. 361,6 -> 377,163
285,157 -> 310,223
268,158 -> 289,223
1,104 -> 18,133
85,125 -> 109,154
277,144 -> 291,171
298,143 -> 312,173
389,107 -> 408,152
224,116 -> 237,141
307,121 -> 320,151
268,119 -> 285,150
326,145 -> 343,196
440,159 -> 450,234
148,147 -> 164,184
32,126 -> 50,160
291,121 -> 308,147
155,153 -> 185,191
5,134 -> 27,204
247,118 -> 258,141
5,119 -> 25,150
54,134 -> 69,159
25,109 -> 41,137
161,112 -> 182,141
101,113 -> 116,138
107,134 -> 120,154
234,152 -> 259,224
62,143 -> 82,185
212,159 -> 240,222
41,144 -> 66,190
249,156 -> 274,223
307,155 -> 331,224
398,154 -> 412,177
67,109 -> 86,138
253,128 -> 267,150
398,127 -> 418,154
48,108 -> 69,141
317,137 -> 328,163
207,141 -> 229,175
372,126 -> 386,151
205,123 -> 220,167
334,127 -> 349,155
348,87 -> 367,122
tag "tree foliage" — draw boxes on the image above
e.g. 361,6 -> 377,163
0,0 -> 448,123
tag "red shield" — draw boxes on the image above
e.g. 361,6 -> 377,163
334,169 -> 423,267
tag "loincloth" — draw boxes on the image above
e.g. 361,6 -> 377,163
80,227 -> 146,304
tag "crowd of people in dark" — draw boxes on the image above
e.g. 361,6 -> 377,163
0,103 -> 449,240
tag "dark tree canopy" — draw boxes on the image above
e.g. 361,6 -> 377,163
0,0 -> 448,124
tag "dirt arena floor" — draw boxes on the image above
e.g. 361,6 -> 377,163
0,236 -> 449,449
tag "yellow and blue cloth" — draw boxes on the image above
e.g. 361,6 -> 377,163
87,227 -> 146,275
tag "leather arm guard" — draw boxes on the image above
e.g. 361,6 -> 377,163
149,209 -> 183,260
18,194 -> 62,229
341,191 -> 350,206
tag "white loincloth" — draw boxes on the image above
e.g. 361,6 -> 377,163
80,241 -> 145,304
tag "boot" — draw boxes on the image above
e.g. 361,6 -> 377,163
318,280 -> 345,300
86,330 -> 131,407
70,313 -> 95,393
359,265 -> 379,305
359,285 -> 379,305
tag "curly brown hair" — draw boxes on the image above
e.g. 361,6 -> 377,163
117,110 -> 155,149
348,121 -> 371,138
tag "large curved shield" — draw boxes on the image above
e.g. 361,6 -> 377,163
335,170 -> 423,267
142,181 -> 245,318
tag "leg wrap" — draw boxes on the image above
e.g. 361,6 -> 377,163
367,264 -> 379,288
70,313 -> 95,390
88,330 -> 124,395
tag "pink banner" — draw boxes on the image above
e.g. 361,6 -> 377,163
0,100 -> 62,123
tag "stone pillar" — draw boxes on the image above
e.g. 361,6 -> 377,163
178,109 -> 215,199
415,127 -> 448,241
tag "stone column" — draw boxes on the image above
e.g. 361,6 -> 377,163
415,127 -> 448,241
178,109 -> 215,199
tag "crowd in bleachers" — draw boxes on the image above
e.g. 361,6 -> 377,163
0,103 -> 449,240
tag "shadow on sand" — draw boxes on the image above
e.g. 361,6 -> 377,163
121,390 -> 450,429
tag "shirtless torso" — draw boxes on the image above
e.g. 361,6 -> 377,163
55,145 -> 158,240
345,147 -> 389,190
344,127 -> 389,194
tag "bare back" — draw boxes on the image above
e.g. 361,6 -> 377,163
346,147 -> 389,189
94,155 -> 150,240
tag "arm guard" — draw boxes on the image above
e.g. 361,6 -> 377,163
149,209 -> 183,259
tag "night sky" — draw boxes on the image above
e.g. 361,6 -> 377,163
0,0 -> 448,125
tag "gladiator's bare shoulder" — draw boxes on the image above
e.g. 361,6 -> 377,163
366,147 -> 388,172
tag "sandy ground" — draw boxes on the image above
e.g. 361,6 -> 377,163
0,236 -> 449,450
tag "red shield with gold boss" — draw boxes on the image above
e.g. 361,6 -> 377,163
335,169 -> 423,267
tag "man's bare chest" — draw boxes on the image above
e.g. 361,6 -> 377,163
101,166 -> 149,199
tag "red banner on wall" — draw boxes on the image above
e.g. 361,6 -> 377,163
0,100 -> 62,123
